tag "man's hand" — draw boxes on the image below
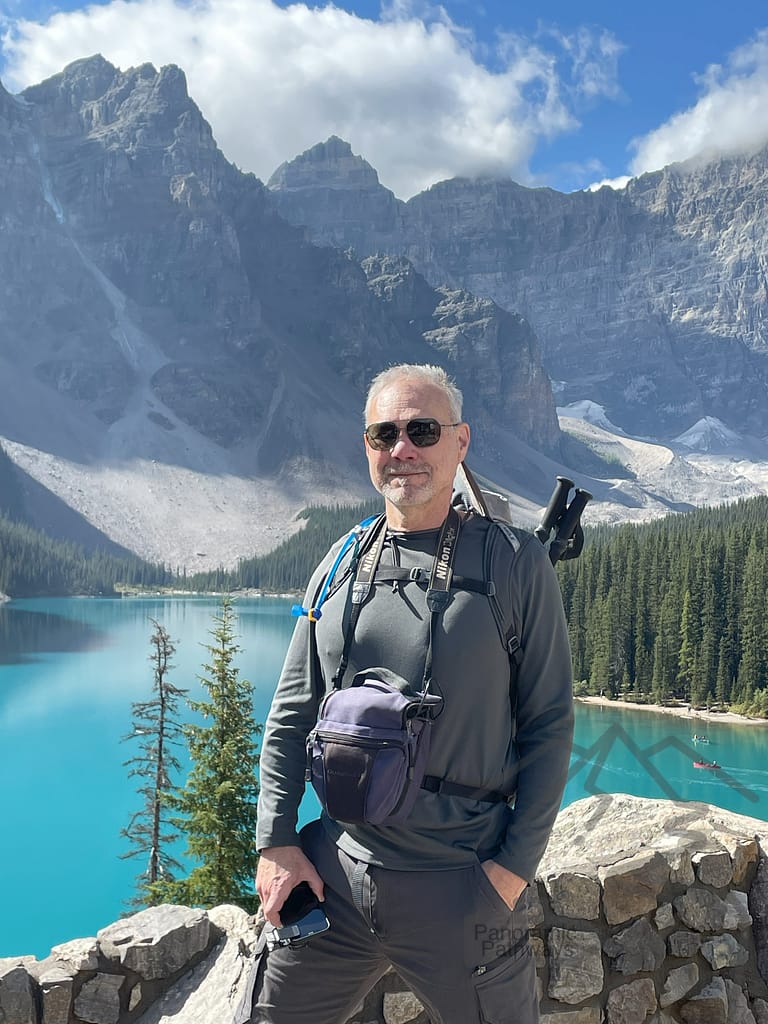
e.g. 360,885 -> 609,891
481,860 -> 527,911
256,845 -> 325,926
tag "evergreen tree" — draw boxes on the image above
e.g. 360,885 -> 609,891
155,598 -> 262,911
121,621 -> 187,905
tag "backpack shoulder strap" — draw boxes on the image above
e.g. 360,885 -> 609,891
484,518 -> 530,682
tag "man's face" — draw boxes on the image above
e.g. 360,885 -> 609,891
364,379 -> 470,529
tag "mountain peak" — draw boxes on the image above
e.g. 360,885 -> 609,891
674,417 -> 742,454
267,136 -> 382,192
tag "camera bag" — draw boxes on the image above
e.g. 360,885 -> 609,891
304,509 -> 460,826
307,668 -> 441,825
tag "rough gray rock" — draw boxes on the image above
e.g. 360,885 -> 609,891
547,928 -> 604,1003
600,852 -> 670,925
269,137 -> 768,438
98,904 -> 210,980
674,889 -> 752,933
133,905 -> 258,1024
74,973 -> 125,1024
604,919 -> 667,975
751,852 -> 768,985
700,934 -> 750,969
724,979 -> 757,1024
544,872 -> 601,920
680,976 -> 729,1024
694,851 -> 734,888
606,978 -> 657,1024
0,959 -> 38,1024
659,964 -> 699,1008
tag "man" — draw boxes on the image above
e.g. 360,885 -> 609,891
252,364 -> 574,1023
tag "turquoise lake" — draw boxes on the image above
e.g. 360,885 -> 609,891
1,596 -> 766,960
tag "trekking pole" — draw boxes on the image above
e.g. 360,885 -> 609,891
544,485 -> 593,565
534,476 -> 572,545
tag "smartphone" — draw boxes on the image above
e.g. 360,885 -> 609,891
265,882 -> 331,950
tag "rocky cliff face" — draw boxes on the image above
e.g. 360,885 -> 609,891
0,57 -> 562,566
268,140 -> 768,438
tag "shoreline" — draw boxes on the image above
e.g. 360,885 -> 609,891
575,695 -> 768,728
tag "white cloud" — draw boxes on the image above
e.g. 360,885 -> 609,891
0,0 -> 620,198
585,174 -> 630,193
629,29 -> 768,178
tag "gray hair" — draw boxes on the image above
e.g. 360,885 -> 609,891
364,364 -> 463,424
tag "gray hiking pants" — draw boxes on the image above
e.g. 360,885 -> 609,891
250,820 -> 538,1024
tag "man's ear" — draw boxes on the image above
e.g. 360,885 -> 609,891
457,423 -> 470,458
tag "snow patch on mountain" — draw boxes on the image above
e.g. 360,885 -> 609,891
557,401 -> 627,436
673,417 -> 743,453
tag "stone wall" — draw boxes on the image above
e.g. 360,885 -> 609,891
2,795 -> 767,1024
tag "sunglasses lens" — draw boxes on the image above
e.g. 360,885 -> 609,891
407,419 -> 441,447
366,422 -> 399,450
365,418 -> 442,450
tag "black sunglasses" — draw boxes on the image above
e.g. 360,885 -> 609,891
364,418 -> 461,451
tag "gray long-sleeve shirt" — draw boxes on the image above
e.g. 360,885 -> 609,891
256,512 -> 574,882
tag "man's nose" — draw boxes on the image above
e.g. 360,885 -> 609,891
389,431 -> 419,456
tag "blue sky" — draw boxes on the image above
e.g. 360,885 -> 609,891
2,0 -> 768,199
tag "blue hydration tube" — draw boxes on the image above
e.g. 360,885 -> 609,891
291,515 -> 380,622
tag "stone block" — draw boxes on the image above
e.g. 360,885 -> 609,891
724,891 -> 752,930
527,884 -> 546,928
668,931 -> 703,958
674,888 -> 750,933
531,936 -> 546,971
0,959 -> 38,1024
132,904 -> 261,1024
604,919 -> 666,975
382,990 -> 425,1024
540,1010 -> 602,1024
654,904 -> 675,931
600,853 -> 669,925
752,998 -> 768,1024
74,973 -> 125,1024
680,976 -> 728,1024
38,965 -> 74,1024
47,938 -> 100,973
548,928 -> 603,1004
605,978 -> 657,1024
545,873 -> 601,920
659,964 -> 699,1008
724,980 -> 756,1024
693,851 -> 733,889
750,852 -> 768,986
700,934 -> 749,970
98,904 -> 210,981
728,839 -> 759,887
668,851 -> 696,887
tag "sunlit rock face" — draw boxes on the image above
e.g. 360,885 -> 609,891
268,138 -> 768,438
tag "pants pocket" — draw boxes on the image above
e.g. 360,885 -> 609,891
474,939 -> 537,1024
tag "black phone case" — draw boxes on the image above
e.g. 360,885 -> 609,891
280,882 -> 319,925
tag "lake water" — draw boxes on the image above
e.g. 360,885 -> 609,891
1,597 -> 766,960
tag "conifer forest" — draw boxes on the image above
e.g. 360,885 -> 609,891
3,495 -> 768,717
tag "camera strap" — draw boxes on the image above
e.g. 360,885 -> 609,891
331,506 -> 461,703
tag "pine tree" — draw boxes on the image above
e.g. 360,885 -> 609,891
121,620 -> 187,905
154,598 -> 262,911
